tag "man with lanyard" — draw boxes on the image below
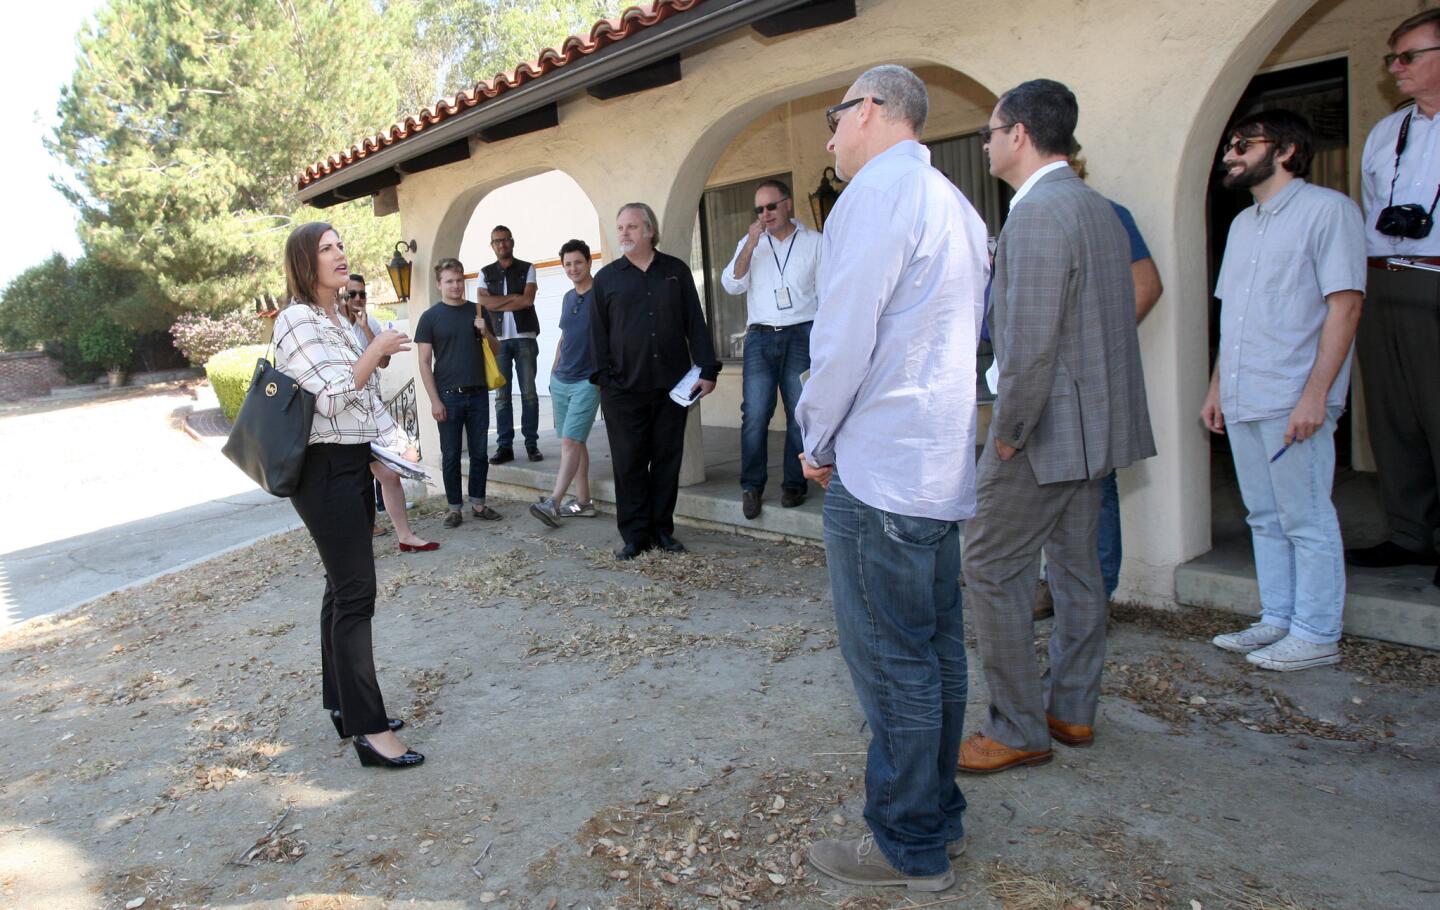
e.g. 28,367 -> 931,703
1349,8 -> 1440,583
478,225 -> 543,464
722,179 -> 823,519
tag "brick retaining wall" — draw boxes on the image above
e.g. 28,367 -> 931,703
0,351 -> 64,400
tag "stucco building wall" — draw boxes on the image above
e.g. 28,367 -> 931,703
381,0 -> 1398,605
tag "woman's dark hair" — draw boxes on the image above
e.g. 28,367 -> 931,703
284,221 -> 336,305
1229,108 -> 1315,178
559,239 -> 591,260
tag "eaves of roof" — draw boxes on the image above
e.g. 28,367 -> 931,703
297,0 -> 813,204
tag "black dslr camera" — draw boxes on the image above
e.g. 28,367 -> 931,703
1376,203 -> 1435,240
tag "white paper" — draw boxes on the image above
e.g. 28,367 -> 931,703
370,442 -> 434,483
985,360 -> 1000,397
668,365 -> 703,408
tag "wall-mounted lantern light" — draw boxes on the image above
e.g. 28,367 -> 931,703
387,240 -> 417,301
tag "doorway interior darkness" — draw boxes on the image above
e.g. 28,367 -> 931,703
1205,56 -> 1351,464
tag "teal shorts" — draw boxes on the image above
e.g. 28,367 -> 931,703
549,376 -> 600,442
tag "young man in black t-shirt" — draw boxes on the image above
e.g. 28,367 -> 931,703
415,258 -> 503,528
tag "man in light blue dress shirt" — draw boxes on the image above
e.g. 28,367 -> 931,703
1203,109 -> 1366,670
797,64 -> 988,893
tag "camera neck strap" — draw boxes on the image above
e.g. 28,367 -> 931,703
1389,110 -> 1440,216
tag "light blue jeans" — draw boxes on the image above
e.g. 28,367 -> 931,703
1227,407 -> 1345,644
822,474 -> 967,876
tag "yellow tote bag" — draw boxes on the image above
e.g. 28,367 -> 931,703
483,341 -> 506,390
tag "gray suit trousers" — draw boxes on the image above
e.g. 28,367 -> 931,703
963,443 -> 1107,752
1356,265 -> 1440,554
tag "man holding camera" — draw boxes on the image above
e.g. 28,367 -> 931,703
1349,8 -> 1440,578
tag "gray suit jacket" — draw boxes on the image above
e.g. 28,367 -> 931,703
988,166 -> 1155,485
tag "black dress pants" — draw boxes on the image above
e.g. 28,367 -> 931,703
600,387 -> 688,548
289,443 -> 388,736
1356,265 -> 1440,554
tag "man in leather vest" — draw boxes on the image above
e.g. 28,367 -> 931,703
479,225 -> 543,464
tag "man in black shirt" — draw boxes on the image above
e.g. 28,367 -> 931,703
591,202 -> 721,558
415,258 -> 503,528
478,225 -> 543,465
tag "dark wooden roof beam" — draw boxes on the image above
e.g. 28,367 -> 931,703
478,103 -> 560,143
587,54 -> 683,100
396,138 -> 472,174
751,0 -> 855,37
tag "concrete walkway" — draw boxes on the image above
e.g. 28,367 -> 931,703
0,385 -> 299,630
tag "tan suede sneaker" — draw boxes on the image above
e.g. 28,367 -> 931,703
806,834 -> 954,892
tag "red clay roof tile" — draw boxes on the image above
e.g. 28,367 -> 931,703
298,0 -> 706,190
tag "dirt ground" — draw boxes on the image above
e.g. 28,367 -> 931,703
1,495 -> 1437,910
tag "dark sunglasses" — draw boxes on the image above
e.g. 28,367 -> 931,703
1385,45 -> 1440,67
342,290 -> 367,301
825,96 -> 884,133
978,122 -> 1017,143
754,197 -> 790,215
1222,137 -> 1273,155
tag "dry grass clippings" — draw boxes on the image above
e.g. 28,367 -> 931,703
567,767 -> 862,908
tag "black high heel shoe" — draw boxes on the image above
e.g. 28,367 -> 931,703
353,734 -> 424,768
330,710 -> 405,739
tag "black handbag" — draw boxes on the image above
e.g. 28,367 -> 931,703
221,356 -> 315,497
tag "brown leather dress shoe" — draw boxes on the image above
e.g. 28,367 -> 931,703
1046,714 -> 1094,747
956,732 -> 1052,774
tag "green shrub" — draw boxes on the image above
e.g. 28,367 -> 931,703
205,344 -> 270,421
77,321 -> 136,371
369,305 -> 398,323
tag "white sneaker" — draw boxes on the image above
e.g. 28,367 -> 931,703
1212,622 -> 1288,653
1246,634 -> 1340,671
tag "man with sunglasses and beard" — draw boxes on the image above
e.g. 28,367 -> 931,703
1348,8 -> 1440,580
1203,110 -> 1365,671
722,179 -> 823,519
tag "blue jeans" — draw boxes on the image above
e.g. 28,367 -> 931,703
1046,471 -> 1119,598
1097,471 -> 1120,598
438,390 -> 490,509
1228,408 -> 1345,643
494,338 -> 539,449
822,474 -> 967,877
740,323 -> 810,494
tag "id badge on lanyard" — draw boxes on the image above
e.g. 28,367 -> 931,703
769,232 -> 797,311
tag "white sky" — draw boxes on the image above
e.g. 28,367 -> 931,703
0,2 -> 103,291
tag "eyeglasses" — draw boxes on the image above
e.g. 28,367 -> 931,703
753,198 -> 790,215
978,123 -> 1017,143
1222,137 -> 1273,155
1385,45 -> 1440,67
342,290 -> 366,301
825,96 -> 885,133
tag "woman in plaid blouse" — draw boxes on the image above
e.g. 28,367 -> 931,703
272,222 -> 424,769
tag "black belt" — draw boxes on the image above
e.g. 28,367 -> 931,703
747,321 -> 812,332
441,385 -> 487,395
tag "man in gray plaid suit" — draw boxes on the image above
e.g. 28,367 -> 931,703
959,79 -> 1156,774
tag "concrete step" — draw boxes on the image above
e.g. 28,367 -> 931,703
485,459 -> 824,543
1175,546 -> 1440,651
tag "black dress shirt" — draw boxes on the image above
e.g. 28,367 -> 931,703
589,250 -> 721,391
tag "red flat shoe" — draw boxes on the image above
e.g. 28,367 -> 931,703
398,541 -> 440,553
